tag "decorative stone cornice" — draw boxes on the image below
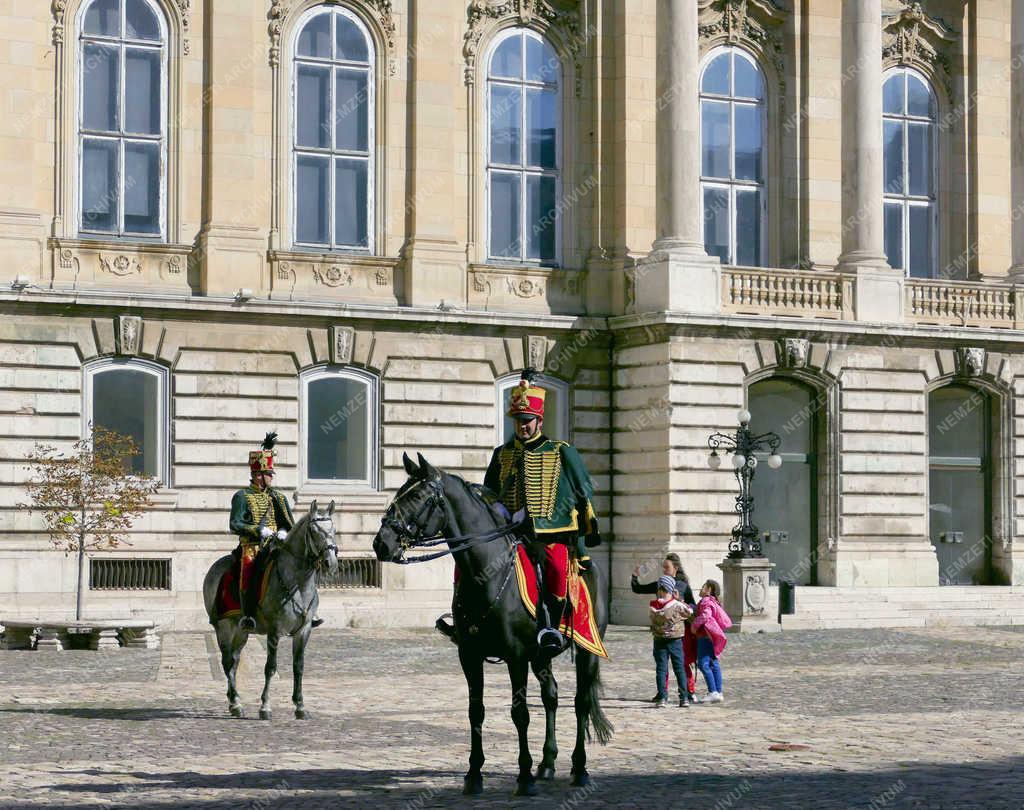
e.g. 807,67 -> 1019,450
698,0 -> 788,93
269,1 -> 397,74
464,0 -> 586,95
882,2 -> 956,97
53,0 -> 191,53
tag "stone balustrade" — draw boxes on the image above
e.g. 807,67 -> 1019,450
905,279 -> 1021,329
721,267 -> 854,319
720,266 -> 1024,329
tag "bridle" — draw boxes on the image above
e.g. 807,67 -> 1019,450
380,477 -> 525,564
281,513 -> 339,570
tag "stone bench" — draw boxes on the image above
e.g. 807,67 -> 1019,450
0,620 -> 159,651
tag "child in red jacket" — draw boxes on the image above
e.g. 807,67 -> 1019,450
648,575 -> 693,708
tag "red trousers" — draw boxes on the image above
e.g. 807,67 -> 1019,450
665,627 -> 697,694
454,543 -> 569,599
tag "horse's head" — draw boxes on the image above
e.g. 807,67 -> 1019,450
373,452 -> 447,563
301,499 -> 339,574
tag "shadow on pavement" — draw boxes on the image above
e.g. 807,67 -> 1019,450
0,706 -> 224,722
11,757 -> 1024,809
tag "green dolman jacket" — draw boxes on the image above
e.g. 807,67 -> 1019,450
229,486 -> 295,542
484,434 -> 600,544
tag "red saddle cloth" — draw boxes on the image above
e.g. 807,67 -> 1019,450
513,544 -> 609,659
216,548 -> 273,620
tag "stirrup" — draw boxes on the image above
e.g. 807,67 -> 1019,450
537,627 -> 564,654
239,616 -> 256,631
435,613 -> 458,644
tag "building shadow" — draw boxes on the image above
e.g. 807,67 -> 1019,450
13,757 -> 1024,809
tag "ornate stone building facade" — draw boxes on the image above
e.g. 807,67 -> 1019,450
1,0 -> 1022,629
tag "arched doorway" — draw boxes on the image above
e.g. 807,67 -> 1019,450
748,378 -> 820,585
928,385 -> 991,585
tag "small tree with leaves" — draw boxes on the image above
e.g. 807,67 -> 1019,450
21,425 -> 161,620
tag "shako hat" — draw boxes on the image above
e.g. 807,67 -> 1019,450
507,367 -> 546,420
249,431 -> 278,474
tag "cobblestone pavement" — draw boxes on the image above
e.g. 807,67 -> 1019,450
2,625 -> 1023,809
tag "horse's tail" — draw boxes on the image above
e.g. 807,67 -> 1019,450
579,653 -> 614,745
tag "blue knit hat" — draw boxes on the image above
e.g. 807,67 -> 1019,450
657,575 -> 676,594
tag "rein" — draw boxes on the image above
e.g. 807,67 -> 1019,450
381,478 -> 525,564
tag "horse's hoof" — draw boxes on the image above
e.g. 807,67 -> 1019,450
259,709 -> 271,721
514,777 -> 539,797
536,765 -> 556,781
570,770 -> 591,788
294,708 -> 308,720
229,705 -> 243,719
462,773 -> 483,796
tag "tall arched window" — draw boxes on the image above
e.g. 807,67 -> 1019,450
883,68 -> 937,278
487,29 -> 561,265
84,358 -> 169,481
293,7 -> 374,252
301,367 -> 378,487
495,373 -> 569,445
748,378 -> 819,585
700,47 -> 766,267
929,385 -> 990,584
79,0 -> 167,238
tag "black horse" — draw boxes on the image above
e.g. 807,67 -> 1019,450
373,453 -> 612,797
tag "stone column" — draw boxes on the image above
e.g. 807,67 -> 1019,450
1011,0 -> 1024,276
837,0 -> 903,323
633,0 -> 720,314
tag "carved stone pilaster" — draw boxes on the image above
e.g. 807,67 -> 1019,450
882,2 -> 956,98
330,326 -> 356,366
464,0 -> 586,95
51,0 -> 66,45
115,316 -> 143,356
175,0 -> 192,55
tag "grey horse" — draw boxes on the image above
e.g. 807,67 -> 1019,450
203,499 -> 338,720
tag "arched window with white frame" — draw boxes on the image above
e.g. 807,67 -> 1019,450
495,373 -> 570,445
84,358 -> 169,482
487,29 -> 561,265
301,366 -> 378,487
700,47 -> 766,267
292,6 -> 374,252
883,67 -> 937,278
78,0 -> 167,238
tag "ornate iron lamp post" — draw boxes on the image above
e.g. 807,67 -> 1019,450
707,409 -> 783,559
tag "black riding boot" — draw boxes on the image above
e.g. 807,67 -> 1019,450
534,561 -> 564,656
435,589 -> 459,644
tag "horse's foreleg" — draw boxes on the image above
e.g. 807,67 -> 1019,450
531,658 -> 559,780
459,649 -> 485,796
509,658 -> 537,797
291,625 -> 311,719
260,632 -> 279,720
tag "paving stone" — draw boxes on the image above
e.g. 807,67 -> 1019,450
0,626 -> 1022,809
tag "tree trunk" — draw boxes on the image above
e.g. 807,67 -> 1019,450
76,519 -> 85,620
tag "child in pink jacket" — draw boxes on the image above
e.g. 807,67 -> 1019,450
691,579 -> 732,703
